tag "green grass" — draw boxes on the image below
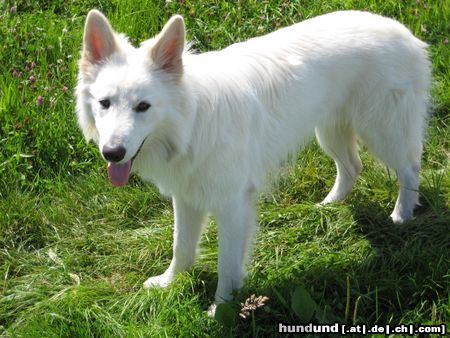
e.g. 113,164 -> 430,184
0,0 -> 448,336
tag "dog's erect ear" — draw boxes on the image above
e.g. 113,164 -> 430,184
82,10 -> 117,65
151,15 -> 185,74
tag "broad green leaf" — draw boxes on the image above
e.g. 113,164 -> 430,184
291,286 -> 317,323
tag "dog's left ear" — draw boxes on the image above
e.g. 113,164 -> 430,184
151,15 -> 185,74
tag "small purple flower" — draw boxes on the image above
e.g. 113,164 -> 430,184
11,68 -> 18,77
10,6 -> 17,14
29,75 -> 35,83
62,85 -> 69,93
37,96 -> 43,106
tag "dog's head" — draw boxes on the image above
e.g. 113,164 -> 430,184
76,10 -> 190,186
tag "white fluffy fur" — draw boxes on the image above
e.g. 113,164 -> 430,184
76,10 -> 430,313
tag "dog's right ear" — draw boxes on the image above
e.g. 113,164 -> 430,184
80,10 -> 118,76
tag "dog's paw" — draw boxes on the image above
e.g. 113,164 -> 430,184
319,195 -> 341,205
143,273 -> 174,289
206,303 -> 217,317
390,212 -> 406,224
390,209 -> 413,224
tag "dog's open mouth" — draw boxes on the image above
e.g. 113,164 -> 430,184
107,139 -> 146,187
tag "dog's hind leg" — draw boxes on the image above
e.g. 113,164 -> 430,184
316,124 -> 362,204
143,196 -> 207,288
361,88 -> 427,224
361,138 -> 422,224
357,95 -> 426,224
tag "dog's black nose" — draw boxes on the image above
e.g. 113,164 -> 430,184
102,145 -> 126,162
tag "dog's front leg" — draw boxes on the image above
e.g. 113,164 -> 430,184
144,196 -> 207,289
209,193 -> 257,315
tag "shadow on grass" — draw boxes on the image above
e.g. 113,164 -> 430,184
352,185 -> 449,249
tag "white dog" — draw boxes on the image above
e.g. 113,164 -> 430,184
76,9 -> 430,314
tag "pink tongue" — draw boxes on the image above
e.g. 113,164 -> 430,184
107,161 -> 132,187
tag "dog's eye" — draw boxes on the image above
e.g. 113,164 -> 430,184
135,101 -> 151,113
99,99 -> 111,109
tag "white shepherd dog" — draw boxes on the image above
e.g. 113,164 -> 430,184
76,9 -> 430,314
